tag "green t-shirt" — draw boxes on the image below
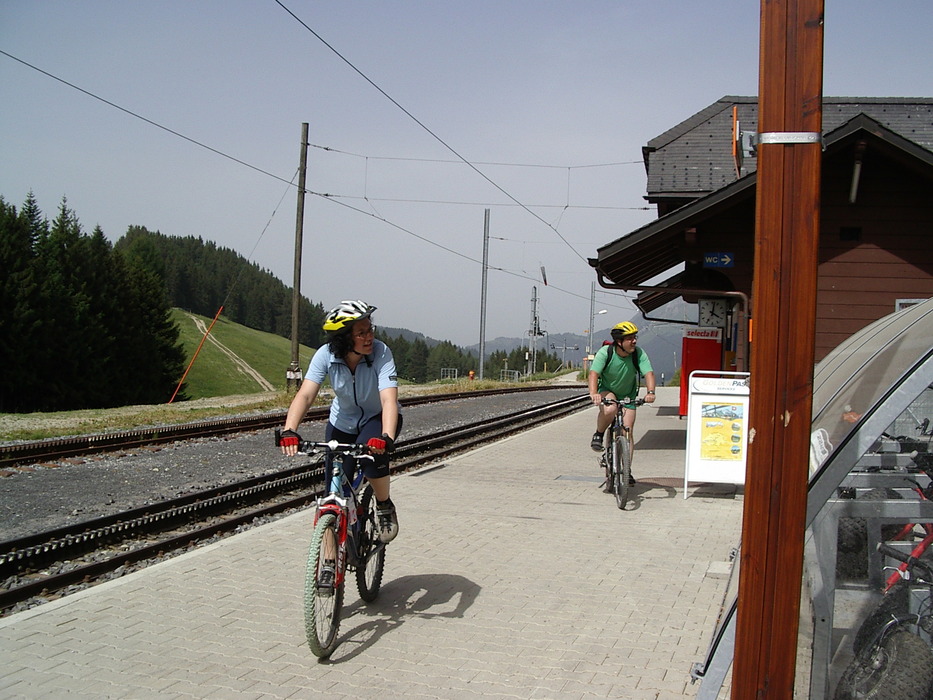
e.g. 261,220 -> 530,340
590,345 -> 653,400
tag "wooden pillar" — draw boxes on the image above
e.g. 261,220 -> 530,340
733,0 -> 824,697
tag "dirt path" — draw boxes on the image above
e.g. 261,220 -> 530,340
187,314 -> 275,392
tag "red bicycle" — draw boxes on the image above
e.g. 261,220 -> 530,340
276,432 -> 387,658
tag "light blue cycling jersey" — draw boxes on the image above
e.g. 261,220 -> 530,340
305,339 -> 400,434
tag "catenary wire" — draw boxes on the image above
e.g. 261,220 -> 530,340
272,0 -> 590,264
1,48 -> 641,311
0,50 -> 296,189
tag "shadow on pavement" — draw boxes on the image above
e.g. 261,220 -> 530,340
635,428 -> 687,450
320,573 -> 481,664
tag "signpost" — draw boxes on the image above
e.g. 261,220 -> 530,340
703,252 -> 735,268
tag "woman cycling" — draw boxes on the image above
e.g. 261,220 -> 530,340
279,300 -> 402,543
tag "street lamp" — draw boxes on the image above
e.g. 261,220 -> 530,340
587,308 -> 608,355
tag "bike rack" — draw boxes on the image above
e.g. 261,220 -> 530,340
693,299 -> 933,700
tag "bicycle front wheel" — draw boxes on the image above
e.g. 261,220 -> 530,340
613,432 -> 631,510
355,485 -> 386,602
304,512 -> 344,658
834,629 -> 933,700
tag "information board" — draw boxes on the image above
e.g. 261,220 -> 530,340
684,371 -> 750,497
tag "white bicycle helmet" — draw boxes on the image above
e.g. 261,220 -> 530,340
322,300 -> 376,333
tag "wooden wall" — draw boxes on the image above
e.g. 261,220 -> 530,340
816,149 -> 933,360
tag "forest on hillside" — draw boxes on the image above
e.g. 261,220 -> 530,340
0,194 -> 563,412
114,227 -> 328,350
119,228 -> 563,381
0,194 -> 186,412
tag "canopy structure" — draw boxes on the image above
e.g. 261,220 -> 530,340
693,298 -> 933,699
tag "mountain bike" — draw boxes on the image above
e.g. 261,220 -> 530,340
275,431 -> 387,658
835,541 -> 933,700
599,397 -> 645,510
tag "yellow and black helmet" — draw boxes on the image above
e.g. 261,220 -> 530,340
322,300 -> 376,333
610,321 -> 638,339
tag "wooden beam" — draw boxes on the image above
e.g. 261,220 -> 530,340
733,0 -> 824,697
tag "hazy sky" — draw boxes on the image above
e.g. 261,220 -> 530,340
2,1 -> 931,347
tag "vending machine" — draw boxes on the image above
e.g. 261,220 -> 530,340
679,327 -> 723,416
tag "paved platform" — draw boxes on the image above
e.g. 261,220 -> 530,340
0,387 -> 744,699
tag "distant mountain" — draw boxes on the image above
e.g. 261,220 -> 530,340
387,303 -> 692,382
379,326 -> 449,349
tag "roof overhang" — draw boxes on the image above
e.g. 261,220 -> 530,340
590,113 -> 933,312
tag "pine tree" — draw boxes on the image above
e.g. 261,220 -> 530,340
0,197 -> 44,411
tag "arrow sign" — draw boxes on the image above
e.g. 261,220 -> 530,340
703,252 -> 735,268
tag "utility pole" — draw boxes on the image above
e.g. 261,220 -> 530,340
478,209 -> 489,380
550,342 -> 578,370
528,286 -> 545,375
732,0 -> 824,696
287,122 -> 309,392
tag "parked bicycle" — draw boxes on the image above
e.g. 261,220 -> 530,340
835,540 -> 933,700
275,430 -> 387,658
834,446 -> 933,700
599,397 -> 645,510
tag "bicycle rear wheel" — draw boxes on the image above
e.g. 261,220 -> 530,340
612,432 -> 631,509
304,512 -> 344,658
355,485 -> 386,602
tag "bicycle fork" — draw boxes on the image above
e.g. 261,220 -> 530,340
315,501 -> 349,588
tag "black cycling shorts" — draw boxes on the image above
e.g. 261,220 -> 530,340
325,413 -> 403,480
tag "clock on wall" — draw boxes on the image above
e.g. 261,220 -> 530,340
698,298 -> 729,327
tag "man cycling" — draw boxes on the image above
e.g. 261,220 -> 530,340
588,321 -> 657,484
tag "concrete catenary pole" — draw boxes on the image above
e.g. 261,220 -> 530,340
287,122 -> 309,392
478,208 -> 489,379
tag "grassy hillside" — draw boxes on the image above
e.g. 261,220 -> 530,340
172,309 -> 316,400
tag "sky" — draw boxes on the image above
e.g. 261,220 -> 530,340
2,1 -> 932,348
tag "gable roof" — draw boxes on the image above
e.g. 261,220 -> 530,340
591,111 -> 933,312
643,96 -> 933,200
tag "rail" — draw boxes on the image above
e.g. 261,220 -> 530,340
0,393 -> 587,613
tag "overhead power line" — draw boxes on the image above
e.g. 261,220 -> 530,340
2,45 -> 638,310
0,49 -> 296,189
311,143 -> 643,170
273,0 -> 589,263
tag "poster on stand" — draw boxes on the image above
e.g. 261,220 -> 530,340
684,371 -> 750,497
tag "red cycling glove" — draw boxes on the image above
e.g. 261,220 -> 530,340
279,429 -> 301,448
366,434 -> 394,452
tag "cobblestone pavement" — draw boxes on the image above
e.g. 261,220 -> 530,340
0,387 -> 744,699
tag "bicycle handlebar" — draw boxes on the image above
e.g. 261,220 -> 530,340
274,429 -> 374,458
601,397 -> 647,407
877,542 -> 933,580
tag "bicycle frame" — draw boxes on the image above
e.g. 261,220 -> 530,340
882,464 -> 933,592
600,396 -> 645,509
311,441 -> 372,580
602,396 -> 644,452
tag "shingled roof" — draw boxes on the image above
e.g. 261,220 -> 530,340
643,96 -> 933,203
591,105 -> 933,312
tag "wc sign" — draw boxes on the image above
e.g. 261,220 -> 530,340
703,252 -> 734,268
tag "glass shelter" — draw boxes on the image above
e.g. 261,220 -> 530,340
693,298 -> 933,699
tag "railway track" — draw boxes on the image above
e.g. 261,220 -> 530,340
0,392 -> 587,614
0,386 -> 568,469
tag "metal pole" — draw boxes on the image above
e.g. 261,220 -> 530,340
478,209 -> 489,380
587,281 -> 596,356
287,122 -> 309,392
732,0 -> 824,696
